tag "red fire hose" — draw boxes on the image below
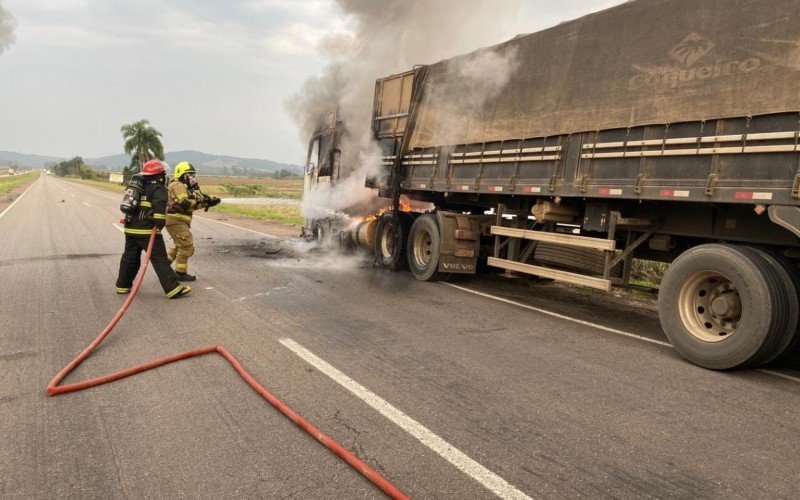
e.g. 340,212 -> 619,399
47,228 -> 409,500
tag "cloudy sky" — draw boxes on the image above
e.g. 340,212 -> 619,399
0,0 -> 623,164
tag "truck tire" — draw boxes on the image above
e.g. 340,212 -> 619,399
762,251 -> 800,367
407,214 -> 442,281
740,247 -> 797,366
658,244 -> 789,370
375,211 -> 412,271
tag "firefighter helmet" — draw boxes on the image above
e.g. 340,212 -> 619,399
174,162 -> 196,181
141,160 -> 167,176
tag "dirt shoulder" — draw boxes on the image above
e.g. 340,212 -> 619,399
0,175 -> 40,215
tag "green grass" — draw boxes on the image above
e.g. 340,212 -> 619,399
217,183 -> 302,199
197,176 -> 302,199
66,177 -> 301,200
630,259 -> 668,288
213,203 -> 303,226
0,172 -> 39,194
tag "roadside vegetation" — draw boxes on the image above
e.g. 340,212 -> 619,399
630,259 -> 669,289
213,204 -> 303,226
63,174 -> 304,227
51,156 -> 105,179
54,120 -> 304,227
121,119 -> 164,180
0,171 -> 39,194
198,176 -> 302,199
217,182 -> 302,199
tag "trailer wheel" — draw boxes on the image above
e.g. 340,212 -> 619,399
407,214 -> 442,281
375,211 -> 412,271
659,244 -> 789,369
761,251 -> 800,367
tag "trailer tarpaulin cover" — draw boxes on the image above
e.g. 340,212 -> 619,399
409,0 -> 800,149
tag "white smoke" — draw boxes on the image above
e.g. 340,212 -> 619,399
0,2 -> 16,55
287,0 -> 524,217
300,147 -> 384,221
420,45 -> 521,146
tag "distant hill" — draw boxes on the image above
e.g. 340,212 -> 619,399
0,149 -> 302,177
0,151 -> 64,168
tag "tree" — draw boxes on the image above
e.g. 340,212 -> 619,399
271,168 -> 301,180
52,156 -> 94,179
121,119 -> 164,173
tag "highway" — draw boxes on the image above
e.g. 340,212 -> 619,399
1,174 -> 799,499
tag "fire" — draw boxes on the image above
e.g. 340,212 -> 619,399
376,196 -> 414,216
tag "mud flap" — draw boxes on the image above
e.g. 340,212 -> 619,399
436,212 -> 480,274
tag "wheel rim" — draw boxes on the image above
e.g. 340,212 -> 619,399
380,224 -> 396,259
678,271 -> 742,343
412,227 -> 433,268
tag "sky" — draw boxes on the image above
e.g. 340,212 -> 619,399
0,0 -> 624,164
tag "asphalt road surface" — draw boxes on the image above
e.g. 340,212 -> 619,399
2,175 -> 799,499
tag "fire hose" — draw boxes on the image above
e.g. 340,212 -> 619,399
47,228 -> 408,500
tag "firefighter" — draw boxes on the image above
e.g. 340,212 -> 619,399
166,162 -> 220,280
115,160 -> 191,299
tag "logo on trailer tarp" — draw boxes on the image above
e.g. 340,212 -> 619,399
669,33 -> 714,67
629,33 -> 762,90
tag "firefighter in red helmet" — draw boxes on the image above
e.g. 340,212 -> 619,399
115,160 -> 191,299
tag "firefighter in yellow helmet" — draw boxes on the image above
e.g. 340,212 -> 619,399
165,162 -> 220,280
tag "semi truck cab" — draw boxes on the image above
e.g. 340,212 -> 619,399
302,111 -> 343,240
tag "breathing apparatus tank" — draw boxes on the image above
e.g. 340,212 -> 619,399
120,173 -> 145,221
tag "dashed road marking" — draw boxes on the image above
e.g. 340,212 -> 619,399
82,201 -> 91,207
279,337 -> 533,500
112,223 -> 124,233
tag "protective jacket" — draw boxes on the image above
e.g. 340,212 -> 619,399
124,178 -> 168,237
167,179 -> 204,223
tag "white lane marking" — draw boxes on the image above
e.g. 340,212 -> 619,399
195,215 -> 285,240
70,193 -> 75,197
112,223 -> 124,233
445,283 -> 800,385
279,338 -> 532,500
760,369 -> 800,383
82,201 -> 91,207
445,283 -> 671,347
0,177 -> 39,220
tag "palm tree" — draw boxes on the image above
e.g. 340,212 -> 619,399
121,119 -> 165,172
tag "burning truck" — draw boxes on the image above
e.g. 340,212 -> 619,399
302,0 -> 800,371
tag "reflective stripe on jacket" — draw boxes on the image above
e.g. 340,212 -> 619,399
124,180 -> 168,237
